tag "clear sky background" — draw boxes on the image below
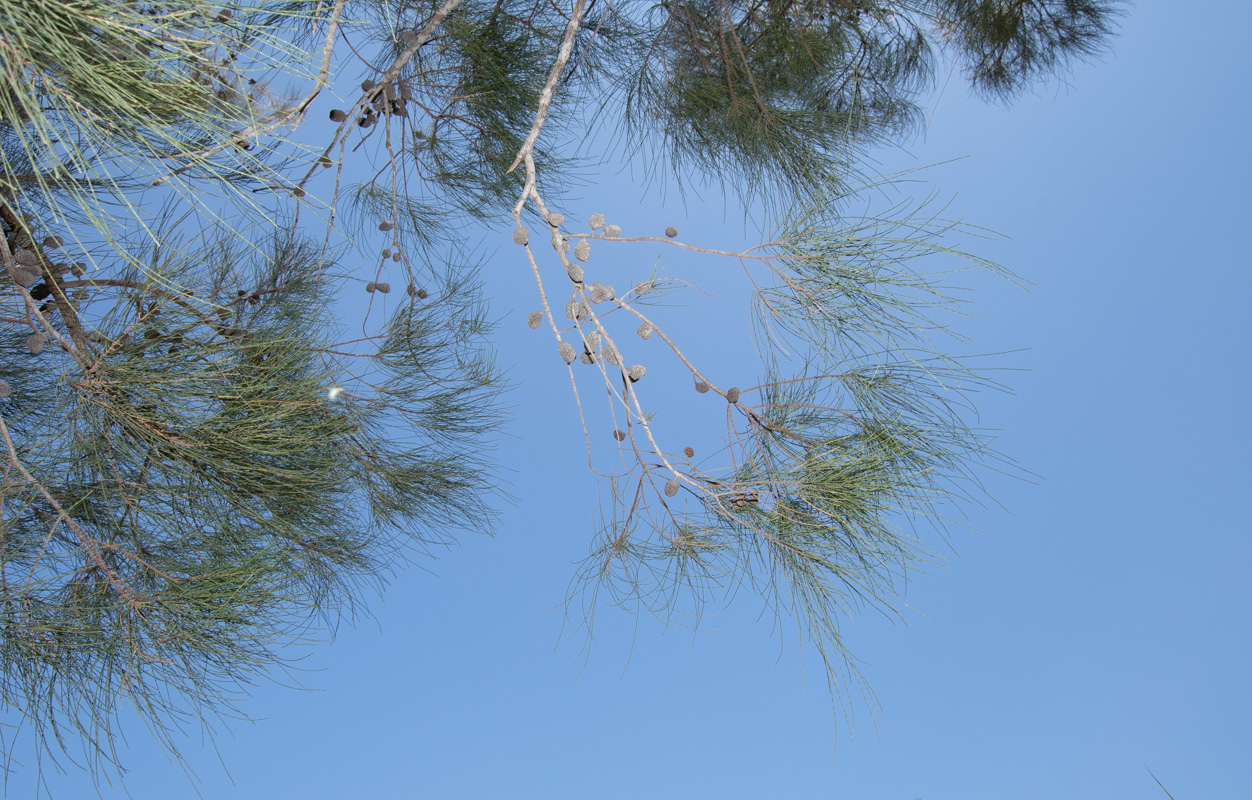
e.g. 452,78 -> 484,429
5,2 -> 1250,797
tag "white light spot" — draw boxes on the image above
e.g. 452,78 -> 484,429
327,387 -> 345,400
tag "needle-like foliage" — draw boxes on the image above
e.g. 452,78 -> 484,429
0,0 -> 1121,786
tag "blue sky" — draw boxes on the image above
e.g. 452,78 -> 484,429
5,2 -> 1250,797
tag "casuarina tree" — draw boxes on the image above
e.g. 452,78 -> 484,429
0,0 -> 1120,783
